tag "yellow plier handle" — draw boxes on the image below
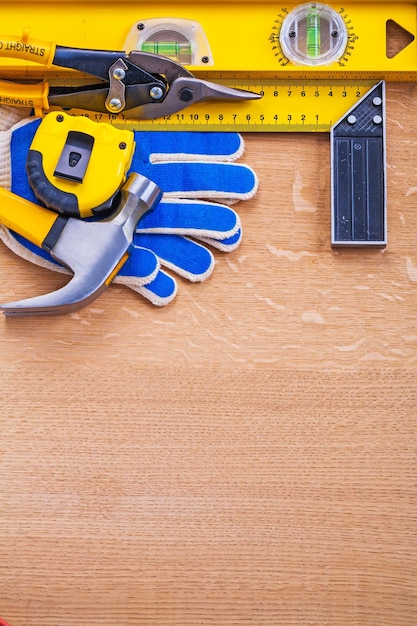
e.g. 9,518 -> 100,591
0,30 -> 56,66
0,79 -> 49,112
0,30 -> 55,113
0,30 -> 261,120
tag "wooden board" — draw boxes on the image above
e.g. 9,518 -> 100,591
0,82 -> 416,625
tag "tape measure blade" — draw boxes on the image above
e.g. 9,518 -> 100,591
331,82 -> 386,247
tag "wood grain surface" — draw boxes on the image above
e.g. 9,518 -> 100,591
1,83 -> 417,625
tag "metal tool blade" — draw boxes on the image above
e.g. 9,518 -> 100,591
126,77 -> 262,119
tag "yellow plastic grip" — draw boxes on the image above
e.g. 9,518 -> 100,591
0,30 -> 56,67
0,186 -> 59,248
0,79 -> 49,110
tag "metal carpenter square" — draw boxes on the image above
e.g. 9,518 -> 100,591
331,81 -> 386,247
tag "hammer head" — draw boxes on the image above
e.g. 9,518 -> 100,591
0,173 -> 162,316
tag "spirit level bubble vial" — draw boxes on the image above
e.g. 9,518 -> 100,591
123,18 -> 213,66
279,3 -> 348,66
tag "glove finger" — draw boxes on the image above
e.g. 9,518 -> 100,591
0,113 -> 33,189
197,227 -> 242,252
10,118 -> 41,200
10,123 -> 244,167
121,268 -> 178,306
134,232 -> 214,282
138,199 -> 240,239
133,131 -> 244,162
130,161 -> 257,200
114,244 -> 160,282
10,122 -> 257,204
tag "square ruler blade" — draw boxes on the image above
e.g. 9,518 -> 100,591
331,81 -> 386,247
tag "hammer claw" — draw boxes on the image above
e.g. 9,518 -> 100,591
0,277 -> 109,316
0,173 -> 162,316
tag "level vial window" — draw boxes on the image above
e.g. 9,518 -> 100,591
280,2 -> 348,66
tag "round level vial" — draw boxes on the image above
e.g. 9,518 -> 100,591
280,2 -> 348,66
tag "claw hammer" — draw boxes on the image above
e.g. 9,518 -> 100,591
0,173 -> 162,316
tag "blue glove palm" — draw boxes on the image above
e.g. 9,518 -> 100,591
1,116 -> 257,305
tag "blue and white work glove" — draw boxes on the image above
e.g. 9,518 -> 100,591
0,107 -> 257,305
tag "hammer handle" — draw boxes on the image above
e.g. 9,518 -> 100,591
0,186 -> 59,248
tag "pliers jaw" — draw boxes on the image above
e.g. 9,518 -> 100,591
126,76 -> 262,120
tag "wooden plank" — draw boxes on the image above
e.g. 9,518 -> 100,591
0,82 -> 416,625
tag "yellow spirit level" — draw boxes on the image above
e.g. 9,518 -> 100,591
0,1 -> 409,248
0,1 -> 415,131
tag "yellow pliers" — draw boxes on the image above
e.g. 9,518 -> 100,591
0,30 -> 261,118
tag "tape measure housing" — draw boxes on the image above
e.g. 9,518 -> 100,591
27,112 -> 135,217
